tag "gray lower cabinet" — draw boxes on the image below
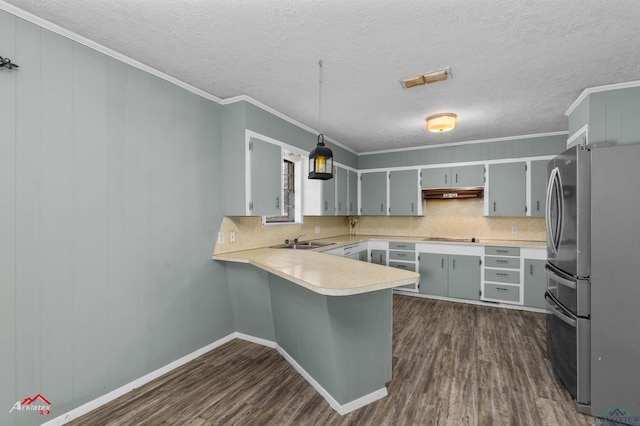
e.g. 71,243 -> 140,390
358,250 -> 368,262
370,249 -> 387,265
418,253 -> 448,297
418,253 -> 481,300
348,170 -> 358,215
249,138 -> 282,216
448,254 -> 481,300
524,259 -> 547,309
487,162 -> 526,216
389,169 -> 420,215
360,171 -> 387,215
530,160 -> 548,217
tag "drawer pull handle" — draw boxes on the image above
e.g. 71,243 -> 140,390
496,287 -> 508,292
496,260 -> 508,263
496,272 -> 509,277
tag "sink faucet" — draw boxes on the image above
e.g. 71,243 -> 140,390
285,234 -> 305,246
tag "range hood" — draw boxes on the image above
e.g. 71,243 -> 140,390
422,187 -> 484,200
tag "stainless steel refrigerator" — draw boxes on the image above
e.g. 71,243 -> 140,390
545,143 -> 640,424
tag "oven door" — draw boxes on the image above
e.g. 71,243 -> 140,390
546,263 -> 590,317
545,292 -> 590,405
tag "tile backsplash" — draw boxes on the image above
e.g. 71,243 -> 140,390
214,198 -> 545,254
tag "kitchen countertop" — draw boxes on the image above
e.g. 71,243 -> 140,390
213,247 -> 419,296
212,235 -> 545,296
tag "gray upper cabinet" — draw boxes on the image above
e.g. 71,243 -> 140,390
348,170 -> 358,215
336,166 -> 348,216
321,168 -> 337,216
487,162 -> 526,216
249,138 -> 281,216
451,165 -> 485,187
389,169 -> 420,216
421,167 -> 450,188
360,171 -> 387,215
421,165 -> 484,188
530,160 -> 548,217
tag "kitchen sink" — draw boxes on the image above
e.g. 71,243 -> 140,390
269,241 -> 336,250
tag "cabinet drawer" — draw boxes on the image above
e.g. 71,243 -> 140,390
485,246 -> 520,256
389,242 -> 415,251
485,256 -> 520,269
389,261 -> 416,271
389,250 -> 416,261
484,283 -> 520,302
485,268 -> 520,284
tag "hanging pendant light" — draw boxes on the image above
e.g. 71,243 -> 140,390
309,134 -> 334,180
308,60 -> 334,180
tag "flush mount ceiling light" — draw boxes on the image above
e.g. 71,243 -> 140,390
426,113 -> 457,132
401,67 -> 450,89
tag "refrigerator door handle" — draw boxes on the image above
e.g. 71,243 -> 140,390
546,166 -> 563,254
545,293 -> 577,327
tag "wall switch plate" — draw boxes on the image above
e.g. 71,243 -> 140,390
511,226 -> 518,235
315,225 -> 321,234
217,231 -> 225,244
230,231 -> 236,243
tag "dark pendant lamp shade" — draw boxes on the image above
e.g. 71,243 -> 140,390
308,134 -> 334,180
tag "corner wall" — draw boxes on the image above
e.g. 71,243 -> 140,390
0,10 -> 233,426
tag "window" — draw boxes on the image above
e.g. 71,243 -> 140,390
265,159 -> 295,223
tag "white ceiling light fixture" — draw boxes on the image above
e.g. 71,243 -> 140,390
401,67 -> 450,89
426,113 -> 457,132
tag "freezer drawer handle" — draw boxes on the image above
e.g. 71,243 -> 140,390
545,264 -> 577,289
545,293 -> 577,327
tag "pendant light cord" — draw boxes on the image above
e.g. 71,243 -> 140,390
318,59 -> 324,136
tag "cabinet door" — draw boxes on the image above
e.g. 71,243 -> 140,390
358,250 -> 368,262
530,160 -> 548,217
389,169 -> 419,215
336,167 -> 348,216
370,249 -> 386,265
360,172 -> 387,215
487,162 -> 526,216
321,169 -> 336,216
418,253 -> 448,296
451,165 -> 485,187
348,170 -> 358,215
524,259 -> 547,309
448,255 -> 481,300
421,167 -> 450,188
250,139 -> 281,216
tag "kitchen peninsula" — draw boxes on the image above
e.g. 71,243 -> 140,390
213,244 -> 419,414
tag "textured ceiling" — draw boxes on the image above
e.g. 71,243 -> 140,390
3,0 -> 640,153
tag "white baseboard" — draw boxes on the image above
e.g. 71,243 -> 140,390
275,345 -> 387,415
42,333 -> 236,426
44,331 -> 384,424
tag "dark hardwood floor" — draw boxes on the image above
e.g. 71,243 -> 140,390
69,295 -> 593,425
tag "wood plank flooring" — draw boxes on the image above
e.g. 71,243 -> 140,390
69,295 -> 594,425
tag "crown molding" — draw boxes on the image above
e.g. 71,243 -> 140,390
565,80 -> 640,116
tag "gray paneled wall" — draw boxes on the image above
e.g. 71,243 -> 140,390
0,11 -> 233,426
357,134 -> 567,169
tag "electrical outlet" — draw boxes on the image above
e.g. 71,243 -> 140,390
217,231 -> 225,244
230,231 -> 236,243
315,225 -> 321,234
511,226 -> 518,235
